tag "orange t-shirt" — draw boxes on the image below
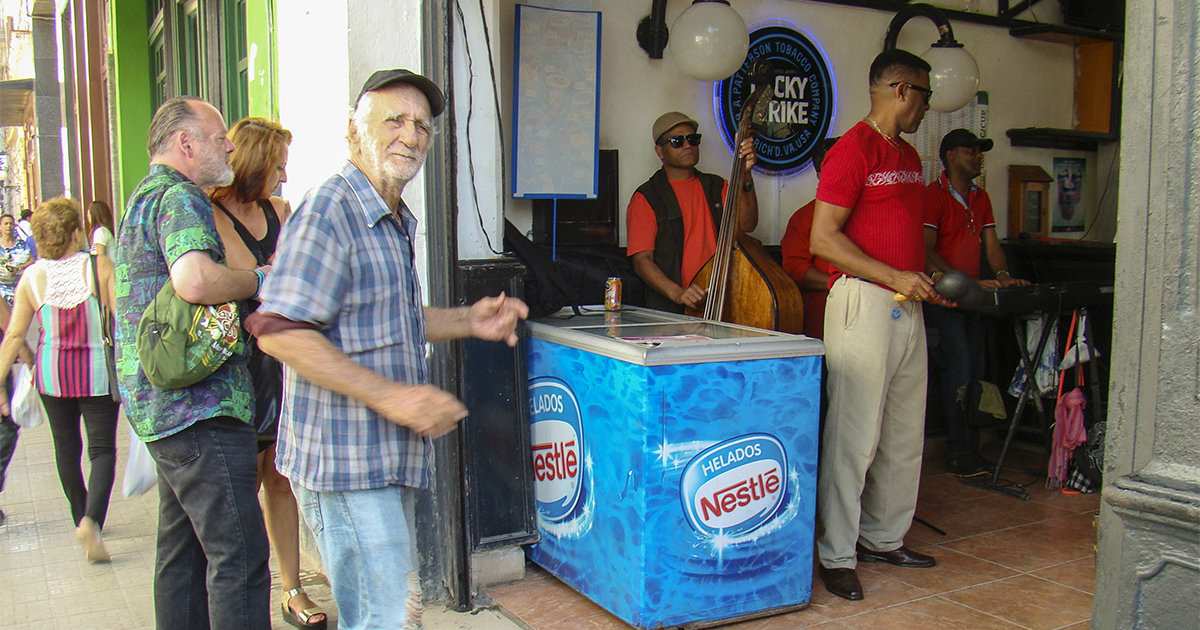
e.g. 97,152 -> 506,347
626,177 -> 727,287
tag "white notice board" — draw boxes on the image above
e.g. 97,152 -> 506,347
512,5 -> 601,199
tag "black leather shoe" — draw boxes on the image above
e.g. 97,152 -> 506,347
856,544 -> 936,568
818,566 -> 864,601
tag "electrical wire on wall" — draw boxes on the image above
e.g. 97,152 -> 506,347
454,0 -> 503,255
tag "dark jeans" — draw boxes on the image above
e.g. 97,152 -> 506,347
146,416 -> 271,630
1,373 -> 15,496
925,305 -> 986,461
40,394 -> 119,527
0,415 -> 16,495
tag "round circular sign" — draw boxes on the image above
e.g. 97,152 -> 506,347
713,20 -> 837,177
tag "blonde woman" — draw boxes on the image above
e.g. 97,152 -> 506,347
0,197 -> 119,563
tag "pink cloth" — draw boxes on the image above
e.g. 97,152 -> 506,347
1048,388 -> 1088,486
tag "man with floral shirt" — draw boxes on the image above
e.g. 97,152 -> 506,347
114,95 -> 271,630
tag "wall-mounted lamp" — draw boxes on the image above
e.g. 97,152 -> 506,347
883,3 -> 979,112
637,0 -> 749,82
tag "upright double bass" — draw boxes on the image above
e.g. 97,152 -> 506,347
684,71 -> 805,334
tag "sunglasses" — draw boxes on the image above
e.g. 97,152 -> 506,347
890,81 -> 933,104
658,133 -> 702,148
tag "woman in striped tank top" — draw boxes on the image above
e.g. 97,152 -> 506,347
0,197 -> 119,563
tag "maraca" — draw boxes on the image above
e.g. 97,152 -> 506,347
894,269 -> 987,307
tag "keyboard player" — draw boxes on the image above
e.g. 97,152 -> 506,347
923,129 -> 1029,477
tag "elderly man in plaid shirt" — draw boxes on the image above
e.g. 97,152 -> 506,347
247,69 -> 527,630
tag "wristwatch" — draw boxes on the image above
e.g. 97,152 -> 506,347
742,178 -> 754,192
996,269 -> 1011,279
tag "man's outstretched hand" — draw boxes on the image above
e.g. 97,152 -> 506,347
468,293 -> 530,347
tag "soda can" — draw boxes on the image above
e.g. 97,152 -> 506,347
604,277 -> 622,310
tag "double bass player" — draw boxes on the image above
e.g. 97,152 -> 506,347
626,111 -> 757,313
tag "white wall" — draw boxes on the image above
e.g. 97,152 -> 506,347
275,0 -> 430,277
479,0 -> 1112,245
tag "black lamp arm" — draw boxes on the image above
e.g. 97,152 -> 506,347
637,0 -> 671,59
637,0 -> 735,59
882,2 -> 962,51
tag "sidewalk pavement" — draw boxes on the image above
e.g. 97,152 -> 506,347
0,414 -> 521,630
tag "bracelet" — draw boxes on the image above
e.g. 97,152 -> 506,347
253,268 -> 266,299
995,269 -> 1011,279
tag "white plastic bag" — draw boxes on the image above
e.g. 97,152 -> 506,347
11,364 -> 46,429
123,429 -> 158,497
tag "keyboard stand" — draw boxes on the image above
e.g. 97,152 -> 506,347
962,310 -> 1056,501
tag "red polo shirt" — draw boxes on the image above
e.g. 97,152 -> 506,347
923,172 -> 996,280
816,122 -> 926,292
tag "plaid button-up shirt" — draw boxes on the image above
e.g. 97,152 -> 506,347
258,162 -> 432,491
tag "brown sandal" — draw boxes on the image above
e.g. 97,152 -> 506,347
281,587 -> 327,630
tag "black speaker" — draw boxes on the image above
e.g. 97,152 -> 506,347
531,149 -> 619,246
1059,0 -> 1124,31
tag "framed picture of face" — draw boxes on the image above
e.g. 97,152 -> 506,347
1007,165 -> 1053,238
1052,157 -> 1086,233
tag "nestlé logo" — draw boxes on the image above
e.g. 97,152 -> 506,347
529,377 -> 584,523
680,434 -> 787,536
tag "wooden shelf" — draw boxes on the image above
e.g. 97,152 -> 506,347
1006,128 -> 1117,151
1009,23 -> 1122,45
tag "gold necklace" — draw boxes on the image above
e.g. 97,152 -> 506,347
864,117 -> 900,148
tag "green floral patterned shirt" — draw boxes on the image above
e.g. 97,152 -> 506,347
114,164 -> 252,441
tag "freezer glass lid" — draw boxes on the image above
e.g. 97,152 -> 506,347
570,321 -> 775,344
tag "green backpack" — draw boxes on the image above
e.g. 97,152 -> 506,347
136,280 -> 243,389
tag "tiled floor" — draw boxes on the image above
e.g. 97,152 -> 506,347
486,442 -> 1100,630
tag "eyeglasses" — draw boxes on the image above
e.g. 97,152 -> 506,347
890,82 -> 933,104
658,133 -> 702,148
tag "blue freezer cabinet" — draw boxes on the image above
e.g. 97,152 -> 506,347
525,307 -> 824,629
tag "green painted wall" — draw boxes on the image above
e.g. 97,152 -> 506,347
245,0 -> 277,120
107,1 -> 153,218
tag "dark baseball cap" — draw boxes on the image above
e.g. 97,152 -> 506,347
356,69 -> 446,117
939,128 -> 993,157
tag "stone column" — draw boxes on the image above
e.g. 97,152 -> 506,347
1093,0 -> 1200,628
31,4 -> 63,200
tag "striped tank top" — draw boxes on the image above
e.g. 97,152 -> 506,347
31,252 -> 112,397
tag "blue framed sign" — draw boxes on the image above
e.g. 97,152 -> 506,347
713,20 -> 836,178
512,5 -> 601,199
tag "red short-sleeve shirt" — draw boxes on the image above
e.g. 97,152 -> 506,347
816,122 -> 926,291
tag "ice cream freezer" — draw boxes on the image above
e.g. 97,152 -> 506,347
525,306 -> 825,629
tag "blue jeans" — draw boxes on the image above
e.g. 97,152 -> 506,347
147,417 -> 271,630
292,482 -> 420,630
925,305 -> 986,460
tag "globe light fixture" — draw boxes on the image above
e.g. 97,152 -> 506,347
669,1 -> 749,81
883,3 -> 980,112
638,0 -> 750,82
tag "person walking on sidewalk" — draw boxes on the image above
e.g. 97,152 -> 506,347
0,197 -> 120,563
115,96 -> 272,630
248,69 -> 528,630
0,298 -> 33,527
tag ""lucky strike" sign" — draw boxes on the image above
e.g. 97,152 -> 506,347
680,434 -> 788,537
529,377 -> 585,523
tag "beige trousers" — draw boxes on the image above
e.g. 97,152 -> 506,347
816,277 -> 928,569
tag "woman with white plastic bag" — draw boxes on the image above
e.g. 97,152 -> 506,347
0,298 -> 33,525
0,198 -> 120,563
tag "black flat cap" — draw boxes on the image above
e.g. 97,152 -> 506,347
356,69 -> 446,117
